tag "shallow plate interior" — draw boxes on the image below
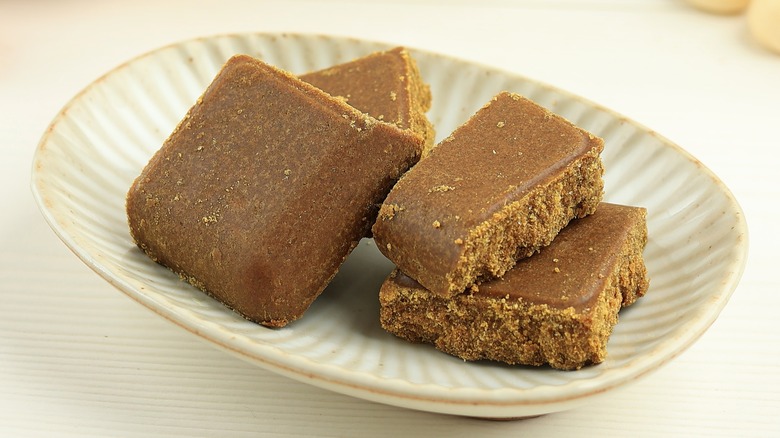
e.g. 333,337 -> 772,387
31,33 -> 747,418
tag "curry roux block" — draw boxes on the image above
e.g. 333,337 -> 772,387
300,47 -> 435,154
372,91 -> 605,298
379,203 -> 649,370
126,54 -> 424,327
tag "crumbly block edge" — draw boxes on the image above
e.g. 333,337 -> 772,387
440,143 -> 605,297
396,48 -> 436,154
378,210 -> 649,370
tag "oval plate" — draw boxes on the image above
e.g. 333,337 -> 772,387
31,33 -> 747,418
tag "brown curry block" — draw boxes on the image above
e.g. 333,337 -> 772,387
126,54 -> 424,327
301,46 -> 434,153
379,203 -> 649,370
372,91 -> 605,298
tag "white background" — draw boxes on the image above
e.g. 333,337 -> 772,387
2,0 -> 778,436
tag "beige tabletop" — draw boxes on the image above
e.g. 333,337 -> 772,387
2,0 -> 779,436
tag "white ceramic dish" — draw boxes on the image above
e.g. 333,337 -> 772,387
31,33 -> 747,419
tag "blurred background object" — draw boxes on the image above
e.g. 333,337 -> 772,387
684,0 -> 750,14
747,0 -> 780,53
684,0 -> 780,55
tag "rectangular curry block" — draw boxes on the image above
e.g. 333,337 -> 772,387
372,91 -> 604,297
379,203 -> 649,370
300,46 -> 434,153
126,54 -> 424,327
